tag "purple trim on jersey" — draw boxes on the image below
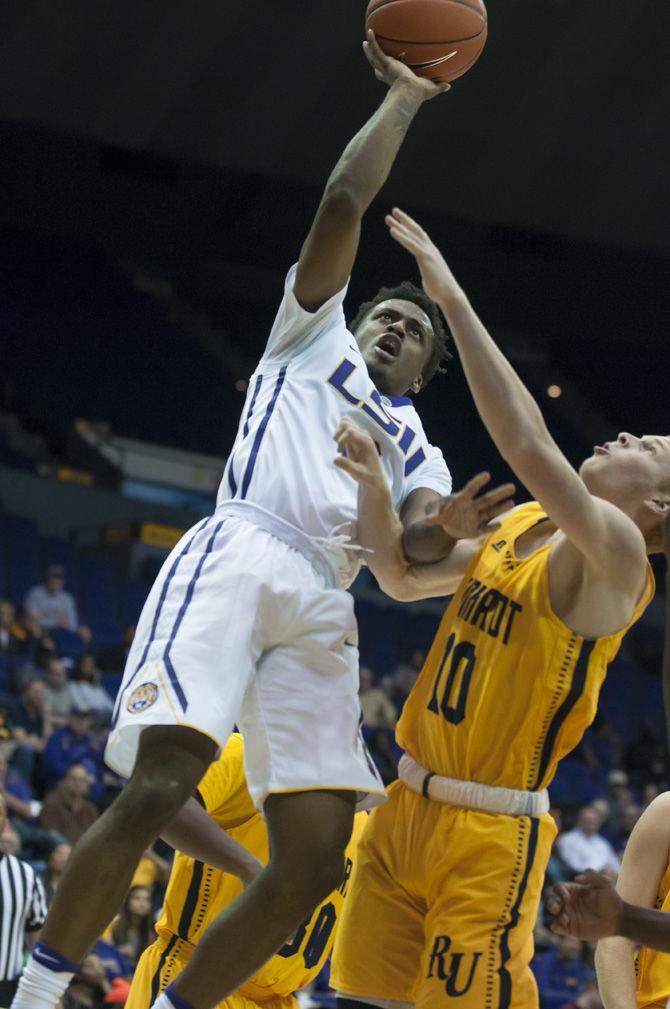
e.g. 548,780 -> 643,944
164,983 -> 197,1009
111,517 -> 211,728
226,454 -> 238,496
241,366 -> 287,499
386,394 -> 412,407
163,520 -> 225,712
33,941 -> 81,974
243,374 -> 263,437
404,447 -> 427,477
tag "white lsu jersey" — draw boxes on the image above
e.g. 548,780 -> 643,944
217,265 -> 452,587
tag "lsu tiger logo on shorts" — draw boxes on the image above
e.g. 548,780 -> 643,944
127,682 -> 159,714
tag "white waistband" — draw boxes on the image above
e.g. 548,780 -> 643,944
398,754 -> 550,818
215,499 -> 344,588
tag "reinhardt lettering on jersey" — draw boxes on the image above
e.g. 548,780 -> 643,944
397,502 -> 654,791
456,576 -> 523,645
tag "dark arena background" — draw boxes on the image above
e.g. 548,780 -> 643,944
1,3 -> 670,1007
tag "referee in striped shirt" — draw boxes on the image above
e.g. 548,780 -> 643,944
0,794 -> 47,1005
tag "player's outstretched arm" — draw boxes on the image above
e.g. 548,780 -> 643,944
385,208 -> 647,587
334,417 -> 514,599
662,514 -> 670,754
550,870 -> 670,953
161,796 -> 262,886
293,33 -> 448,313
595,794 -> 670,1008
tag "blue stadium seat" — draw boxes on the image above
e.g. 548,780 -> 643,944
91,617 -> 122,650
79,556 -> 120,624
101,673 -> 121,700
123,579 -> 149,626
50,627 -> 85,661
5,514 -> 41,606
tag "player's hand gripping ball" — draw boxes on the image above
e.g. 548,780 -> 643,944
366,0 -> 488,83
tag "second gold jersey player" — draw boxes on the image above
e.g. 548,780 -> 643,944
128,734 -> 367,1009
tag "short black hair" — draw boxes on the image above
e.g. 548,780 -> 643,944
348,281 -> 452,389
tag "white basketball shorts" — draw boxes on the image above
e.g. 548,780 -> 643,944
105,508 -> 385,810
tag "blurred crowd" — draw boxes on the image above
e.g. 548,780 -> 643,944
1,564 -> 667,1008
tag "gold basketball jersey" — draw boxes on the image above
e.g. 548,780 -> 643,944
154,733 -> 367,1000
397,503 -> 654,791
635,861 -> 670,1008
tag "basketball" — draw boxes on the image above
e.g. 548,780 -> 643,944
365,0 -> 488,83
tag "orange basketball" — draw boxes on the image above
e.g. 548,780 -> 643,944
365,0 -> 488,83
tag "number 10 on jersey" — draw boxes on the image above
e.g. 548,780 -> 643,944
427,633 -> 476,726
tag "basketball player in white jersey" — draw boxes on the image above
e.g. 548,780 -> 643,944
11,34 -> 513,1009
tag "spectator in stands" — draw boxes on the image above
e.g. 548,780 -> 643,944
10,676 -> 52,783
0,599 -> 21,688
602,769 -> 633,833
103,885 -> 154,970
24,565 -> 90,645
368,728 -> 398,785
603,800 -> 641,858
42,707 -> 105,799
359,665 -> 397,729
532,935 -> 591,1003
40,763 -> 99,843
69,655 -> 114,724
0,819 -> 21,855
90,939 -> 131,986
557,805 -> 621,878
45,656 -> 74,727
0,740 -> 60,861
44,842 -> 71,903
385,647 -> 425,708
96,626 -> 135,676
100,978 -> 130,1006
559,977 -> 604,1009
61,952 -> 111,1009
130,845 -> 170,895
642,781 -> 660,808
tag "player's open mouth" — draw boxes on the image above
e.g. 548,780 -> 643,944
594,445 -> 609,455
374,333 -> 401,362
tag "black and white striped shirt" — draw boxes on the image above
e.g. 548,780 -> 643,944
0,853 -> 48,980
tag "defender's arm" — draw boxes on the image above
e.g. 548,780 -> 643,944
293,34 -> 447,313
162,796 -> 262,886
595,794 -> 670,1008
386,209 -> 648,587
334,418 -> 513,599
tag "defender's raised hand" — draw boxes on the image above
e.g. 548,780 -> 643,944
385,207 -> 459,304
548,871 -> 624,941
333,417 -> 387,489
423,472 -> 515,540
364,30 -> 450,101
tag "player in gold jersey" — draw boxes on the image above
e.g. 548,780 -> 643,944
127,733 -> 367,1009
329,209 -> 670,1008
595,792 -> 670,1009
